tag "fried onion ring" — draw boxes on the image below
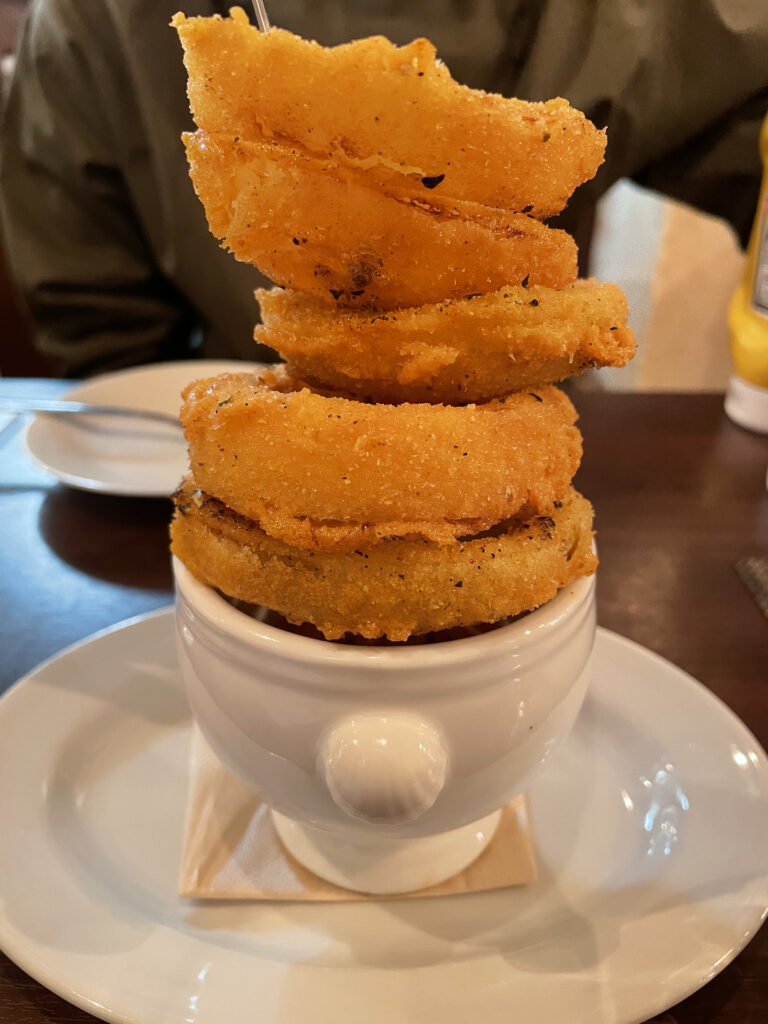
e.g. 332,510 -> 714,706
172,9 -> 605,217
171,483 -> 597,641
256,281 -> 636,404
180,369 -> 582,551
183,131 -> 578,308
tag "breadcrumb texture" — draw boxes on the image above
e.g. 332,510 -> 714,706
171,483 -> 597,641
257,281 -> 636,404
172,8 -> 605,217
183,131 -> 578,307
180,368 -> 582,551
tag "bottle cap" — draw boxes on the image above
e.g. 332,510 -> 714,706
724,375 -> 768,434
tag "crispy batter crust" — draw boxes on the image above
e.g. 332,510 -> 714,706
172,9 -> 605,217
183,131 -> 578,308
171,483 -> 597,641
171,13 -> 616,640
180,368 -> 583,551
256,281 -> 636,404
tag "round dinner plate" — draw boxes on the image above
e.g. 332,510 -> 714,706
23,360 -> 263,497
0,612 -> 766,1024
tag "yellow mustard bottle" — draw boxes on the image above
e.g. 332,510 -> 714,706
726,114 -> 768,432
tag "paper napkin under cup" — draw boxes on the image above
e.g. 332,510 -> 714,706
180,726 -> 537,900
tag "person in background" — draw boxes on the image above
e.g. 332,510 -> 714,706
1,0 -> 767,377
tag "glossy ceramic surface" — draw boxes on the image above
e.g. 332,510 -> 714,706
24,361 -> 261,496
0,611 -> 766,1023
271,807 -> 502,894
174,559 -> 597,843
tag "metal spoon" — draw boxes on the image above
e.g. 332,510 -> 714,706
0,398 -> 182,429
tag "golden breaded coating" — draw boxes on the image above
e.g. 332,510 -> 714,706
180,369 -> 582,551
256,281 -> 636,404
170,13 -> 620,639
183,131 -> 578,307
172,9 -> 605,217
171,483 -> 597,641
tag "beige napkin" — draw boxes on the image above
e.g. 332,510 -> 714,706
180,726 -> 537,900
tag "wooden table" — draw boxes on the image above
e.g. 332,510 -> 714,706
0,385 -> 767,1023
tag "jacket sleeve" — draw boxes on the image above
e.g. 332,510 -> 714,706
499,0 -> 768,246
0,0 -> 198,376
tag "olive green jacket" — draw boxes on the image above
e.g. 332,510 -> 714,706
1,0 -> 767,374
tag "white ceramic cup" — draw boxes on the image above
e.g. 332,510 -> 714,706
173,557 -> 596,893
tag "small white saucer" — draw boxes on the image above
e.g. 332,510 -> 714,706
0,612 -> 766,1024
23,360 -> 262,497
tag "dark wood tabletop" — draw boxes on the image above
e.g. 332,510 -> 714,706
0,383 -> 767,1024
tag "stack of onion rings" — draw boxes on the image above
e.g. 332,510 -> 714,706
170,10 -> 622,640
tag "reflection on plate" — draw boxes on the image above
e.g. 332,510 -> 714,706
0,615 -> 766,1024
23,361 -> 263,497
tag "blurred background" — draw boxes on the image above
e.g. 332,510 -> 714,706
0,0 -> 751,387
0,0 -> 37,375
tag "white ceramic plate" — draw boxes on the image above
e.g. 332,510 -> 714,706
0,613 -> 766,1024
23,361 -> 262,496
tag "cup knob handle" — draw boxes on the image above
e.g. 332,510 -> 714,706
318,713 -> 449,825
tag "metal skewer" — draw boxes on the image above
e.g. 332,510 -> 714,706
251,0 -> 270,31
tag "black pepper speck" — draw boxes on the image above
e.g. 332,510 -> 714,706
421,173 -> 445,189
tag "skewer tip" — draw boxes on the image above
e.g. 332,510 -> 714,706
252,0 -> 270,32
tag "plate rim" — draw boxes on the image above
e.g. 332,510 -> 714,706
0,614 -> 766,1024
22,360 -> 264,497
21,421 -> 175,496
